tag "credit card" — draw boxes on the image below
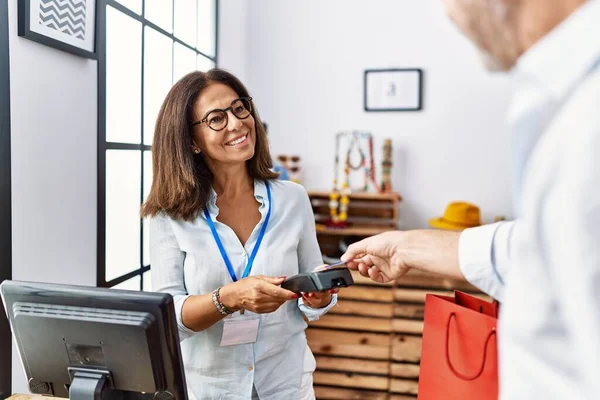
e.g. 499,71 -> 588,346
325,260 -> 347,269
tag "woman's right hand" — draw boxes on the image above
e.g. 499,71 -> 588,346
219,275 -> 299,314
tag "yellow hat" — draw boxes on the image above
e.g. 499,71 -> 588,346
429,202 -> 481,231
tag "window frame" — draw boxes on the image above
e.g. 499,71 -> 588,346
0,0 -> 12,394
97,0 -> 219,288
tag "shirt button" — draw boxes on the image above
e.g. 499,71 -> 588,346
248,366 -> 254,371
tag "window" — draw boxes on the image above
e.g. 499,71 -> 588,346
98,0 -> 218,290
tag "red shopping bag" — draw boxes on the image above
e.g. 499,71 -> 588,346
417,291 -> 499,400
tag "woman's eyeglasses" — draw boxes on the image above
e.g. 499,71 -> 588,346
192,97 -> 253,131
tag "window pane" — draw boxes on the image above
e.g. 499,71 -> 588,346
142,151 -> 152,266
115,0 -> 141,14
144,1 -> 173,33
197,54 -> 215,72
197,0 -> 216,56
143,271 -> 152,292
106,6 -> 142,144
113,276 -> 141,291
174,0 -> 196,46
173,42 -> 197,84
144,27 -> 173,145
106,150 -> 141,281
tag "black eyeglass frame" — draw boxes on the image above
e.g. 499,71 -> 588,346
191,97 -> 253,131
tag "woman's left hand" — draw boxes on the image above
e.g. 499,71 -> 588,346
300,264 -> 340,308
301,290 -> 335,308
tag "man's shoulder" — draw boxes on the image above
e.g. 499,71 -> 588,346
570,66 -> 600,112
546,69 -> 600,185
558,68 -> 600,143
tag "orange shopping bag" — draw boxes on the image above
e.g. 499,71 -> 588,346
417,291 -> 499,400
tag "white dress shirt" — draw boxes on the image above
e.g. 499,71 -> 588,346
150,179 -> 337,400
459,1 -> 600,398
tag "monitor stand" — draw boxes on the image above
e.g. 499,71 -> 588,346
68,368 -> 112,400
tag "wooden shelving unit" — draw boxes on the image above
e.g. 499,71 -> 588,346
306,191 -> 487,399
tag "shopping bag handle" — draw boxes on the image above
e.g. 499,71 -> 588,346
445,312 -> 497,381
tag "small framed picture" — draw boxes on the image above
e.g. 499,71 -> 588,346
364,68 -> 423,112
18,0 -> 98,59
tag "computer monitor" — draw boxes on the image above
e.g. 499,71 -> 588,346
1,280 -> 188,400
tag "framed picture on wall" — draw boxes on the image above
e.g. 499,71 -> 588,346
18,0 -> 97,59
364,68 -> 423,112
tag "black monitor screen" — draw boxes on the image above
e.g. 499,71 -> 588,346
1,280 -> 188,400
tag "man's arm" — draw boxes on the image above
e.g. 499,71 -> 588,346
342,222 -> 515,302
341,229 -> 461,282
459,221 -> 515,301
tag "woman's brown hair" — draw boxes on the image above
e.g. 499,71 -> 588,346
141,69 -> 277,221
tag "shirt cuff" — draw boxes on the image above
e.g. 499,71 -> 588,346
174,294 -> 196,341
458,222 -> 510,302
298,294 -> 338,321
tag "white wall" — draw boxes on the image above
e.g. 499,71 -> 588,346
217,0 -> 249,83
8,0 -> 97,392
219,0 -> 514,228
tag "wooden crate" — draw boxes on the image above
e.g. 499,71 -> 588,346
306,191 -> 488,398
309,270 -> 395,399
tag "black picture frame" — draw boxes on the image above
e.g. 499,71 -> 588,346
18,0 -> 98,59
364,68 -> 423,112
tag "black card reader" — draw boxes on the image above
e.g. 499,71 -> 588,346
281,267 -> 354,293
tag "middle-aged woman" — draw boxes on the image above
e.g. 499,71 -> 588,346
141,69 -> 338,399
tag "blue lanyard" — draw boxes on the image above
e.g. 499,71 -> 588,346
203,181 -> 272,282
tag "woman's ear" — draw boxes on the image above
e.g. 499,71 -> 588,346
191,139 -> 201,154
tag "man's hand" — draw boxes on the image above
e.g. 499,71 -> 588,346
340,231 -> 410,282
340,229 -> 465,283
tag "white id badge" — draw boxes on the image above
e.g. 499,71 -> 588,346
220,315 -> 259,347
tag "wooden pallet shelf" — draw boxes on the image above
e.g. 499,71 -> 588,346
309,191 -> 402,258
306,191 -> 486,399
315,225 -> 398,237
309,191 -> 403,201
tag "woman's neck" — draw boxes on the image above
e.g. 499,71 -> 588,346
211,162 -> 254,199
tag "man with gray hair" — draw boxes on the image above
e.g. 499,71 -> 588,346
342,0 -> 600,398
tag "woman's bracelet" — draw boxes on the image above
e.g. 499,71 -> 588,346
212,286 -> 233,316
